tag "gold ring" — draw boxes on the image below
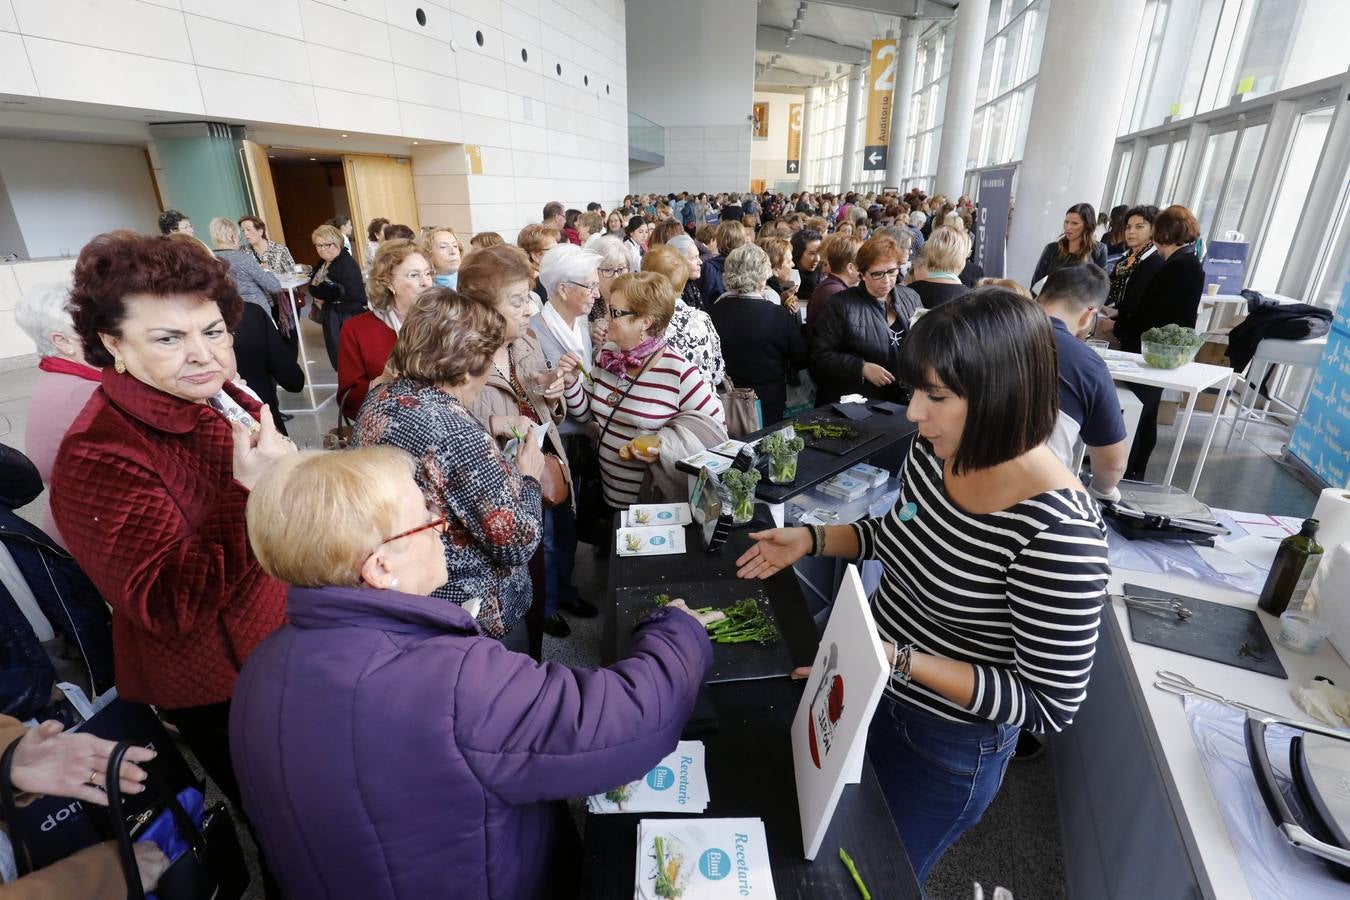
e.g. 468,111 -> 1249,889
88,769 -> 99,785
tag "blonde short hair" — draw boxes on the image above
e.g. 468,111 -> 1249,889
610,271 -> 676,335
579,211 -> 604,235
470,232 -> 504,249
208,216 -> 239,248
641,244 -> 691,294
756,237 -> 791,271
715,221 -> 747,256
923,226 -> 972,273
366,239 -> 426,313
976,277 -> 1032,299
311,224 -> 344,249
517,223 -> 561,257
421,225 -> 460,259
390,288 -> 504,386
247,446 -> 415,587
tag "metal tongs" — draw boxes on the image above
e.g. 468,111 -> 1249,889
1117,593 -> 1194,620
1153,669 -> 1281,718
1101,499 -> 1230,536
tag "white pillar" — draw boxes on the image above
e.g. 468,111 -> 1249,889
933,0 -> 990,197
1007,0 -> 1148,285
798,84 -> 820,192
886,19 -> 920,189
839,64 -> 864,194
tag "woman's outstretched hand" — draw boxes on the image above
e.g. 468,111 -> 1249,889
735,527 -> 812,580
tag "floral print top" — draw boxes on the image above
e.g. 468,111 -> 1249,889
244,240 -> 296,274
354,379 -> 542,637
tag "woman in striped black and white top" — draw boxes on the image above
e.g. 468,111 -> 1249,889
563,272 -> 725,508
737,287 -> 1109,881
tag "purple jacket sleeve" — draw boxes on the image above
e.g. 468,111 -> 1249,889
453,608 -> 713,804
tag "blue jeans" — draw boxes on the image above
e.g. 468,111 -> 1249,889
866,697 -> 1019,884
542,505 -> 579,618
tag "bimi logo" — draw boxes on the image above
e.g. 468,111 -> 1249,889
40,800 -> 82,832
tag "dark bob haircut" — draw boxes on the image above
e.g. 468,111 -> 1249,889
898,287 -> 1059,474
156,209 -> 189,235
71,230 -> 245,367
1125,204 -> 1159,225
1151,205 -> 1201,246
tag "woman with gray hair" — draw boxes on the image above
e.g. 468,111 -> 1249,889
708,244 -> 808,426
665,234 -> 705,309
584,234 -> 630,346
531,242 -> 604,378
14,281 -> 100,544
209,215 -> 282,319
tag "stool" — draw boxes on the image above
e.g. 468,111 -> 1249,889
1232,335 -> 1327,439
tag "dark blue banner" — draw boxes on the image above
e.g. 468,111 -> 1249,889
975,167 -> 1016,279
1202,240 -> 1249,294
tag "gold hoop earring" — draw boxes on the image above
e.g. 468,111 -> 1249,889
114,358 -> 126,374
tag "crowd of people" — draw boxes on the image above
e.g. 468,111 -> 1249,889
0,182 -> 1212,898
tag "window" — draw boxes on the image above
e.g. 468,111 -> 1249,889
1250,106 -> 1335,289
1159,138 -> 1188,205
964,0 -> 1046,183
1191,128 -> 1238,233
1309,180 -> 1350,310
1137,142 -> 1169,204
1212,123 -> 1268,237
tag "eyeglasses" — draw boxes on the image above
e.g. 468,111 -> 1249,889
567,280 -> 602,294
315,242 -> 337,250
864,267 -> 901,281
397,270 -> 434,281
608,306 -> 640,320
377,516 -> 448,547
598,265 -> 628,277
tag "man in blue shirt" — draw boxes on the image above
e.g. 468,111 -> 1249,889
1038,264 -> 1129,501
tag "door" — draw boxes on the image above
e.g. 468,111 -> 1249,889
240,140 -> 285,246
343,154 -> 420,268
750,179 -> 765,194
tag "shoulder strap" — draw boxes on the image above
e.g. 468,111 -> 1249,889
596,352 -> 660,448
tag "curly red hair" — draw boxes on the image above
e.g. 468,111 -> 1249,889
71,231 -> 244,367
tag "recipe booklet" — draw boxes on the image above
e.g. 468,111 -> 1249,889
676,450 -> 734,476
635,818 -> 776,899
624,502 -> 694,528
586,741 -> 709,814
616,525 -> 688,557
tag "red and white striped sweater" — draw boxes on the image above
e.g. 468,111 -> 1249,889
564,348 -> 724,506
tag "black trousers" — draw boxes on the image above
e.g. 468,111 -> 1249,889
162,701 -> 281,899
1125,383 -> 1164,481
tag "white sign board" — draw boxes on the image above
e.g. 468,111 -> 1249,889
790,564 -> 890,860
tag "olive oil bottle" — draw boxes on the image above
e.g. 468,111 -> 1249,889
1258,518 -> 1325,616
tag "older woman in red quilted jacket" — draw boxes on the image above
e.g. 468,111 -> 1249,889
51,231 -> 295,822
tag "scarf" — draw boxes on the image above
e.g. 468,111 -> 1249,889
597,336 -> 665,379
1108,243 -> 1155,307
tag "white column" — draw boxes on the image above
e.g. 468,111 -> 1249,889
1007,0 -> 1148,285
886,19 -> 920,189
798,84 -> 820,192
933,0 -> 990,197
839,64 -> 864,194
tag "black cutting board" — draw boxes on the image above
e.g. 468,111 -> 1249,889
614,580 -> 795,683
790,412 -> 885,456
1124,582 -> 1287,679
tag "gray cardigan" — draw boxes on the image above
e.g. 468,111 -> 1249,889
216,248 -> 283,318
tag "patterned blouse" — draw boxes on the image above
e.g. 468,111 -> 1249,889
244,240 -> 296,274
665,301 -> 725,388
354,379 -> 542,638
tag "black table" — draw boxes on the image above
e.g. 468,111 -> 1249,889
583,508 -> 921,899
746,406 -> 917,505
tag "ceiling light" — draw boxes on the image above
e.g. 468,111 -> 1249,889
341,133 -> 348,137
309,157 -> 316,161
413,141 -> 419,145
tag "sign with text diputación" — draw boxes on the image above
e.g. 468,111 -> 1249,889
976,166 -> 1016,279
863,38 -> 897,171
787,102 -> 802,175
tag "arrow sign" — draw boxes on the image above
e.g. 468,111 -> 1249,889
863,145 -> 887,171
788,160 -> 799,173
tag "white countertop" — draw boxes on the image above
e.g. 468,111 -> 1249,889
1109,565 -> 1349,900
1103,350 -> 1233,393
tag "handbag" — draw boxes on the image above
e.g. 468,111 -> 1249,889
538,453 -> 570,507
325,387 -> 354,449
103,741 -> 249,900
717,374 -> 763,438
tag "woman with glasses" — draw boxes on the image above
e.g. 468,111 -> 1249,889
231,445 -> 715,900
354,289 -> 544,652
335,238 -> 432,418
810,235 -> 922,406
52,232 -> 295,891
460,244 -> 585,644
583,235 -> 632,346
309,223 -> 367,370
562,272 -> 726,509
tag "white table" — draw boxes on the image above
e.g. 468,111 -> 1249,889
1101,565 -> 1350,900
1199,291 -> 1299,333
1104,352 -> 1234,494
277,273 -> 337,413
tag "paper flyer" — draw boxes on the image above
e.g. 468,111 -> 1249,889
616,525 -> 688,557
625,502 -> 694,528
586,741 -> 709,814
676,450 -> 734,476
635,818 -> 776,899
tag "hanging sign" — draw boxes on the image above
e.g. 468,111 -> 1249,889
863,38 -> 897,171
787,102 -> 802,175
976,166 -> 1016,279
1202,240 -> 1249,295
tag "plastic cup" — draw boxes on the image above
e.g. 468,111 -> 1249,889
1206,283 -> 1220,296
632,434 -> 661,455
1087,339 -> 1109,355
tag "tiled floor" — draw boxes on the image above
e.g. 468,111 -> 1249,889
1,330 -> 1327,899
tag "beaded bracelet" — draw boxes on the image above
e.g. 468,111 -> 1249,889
891,642 -> 914,689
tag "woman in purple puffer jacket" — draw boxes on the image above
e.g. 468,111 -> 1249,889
229,446 -> 714,900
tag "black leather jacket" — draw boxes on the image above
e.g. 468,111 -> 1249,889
809,283 -> 921,406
